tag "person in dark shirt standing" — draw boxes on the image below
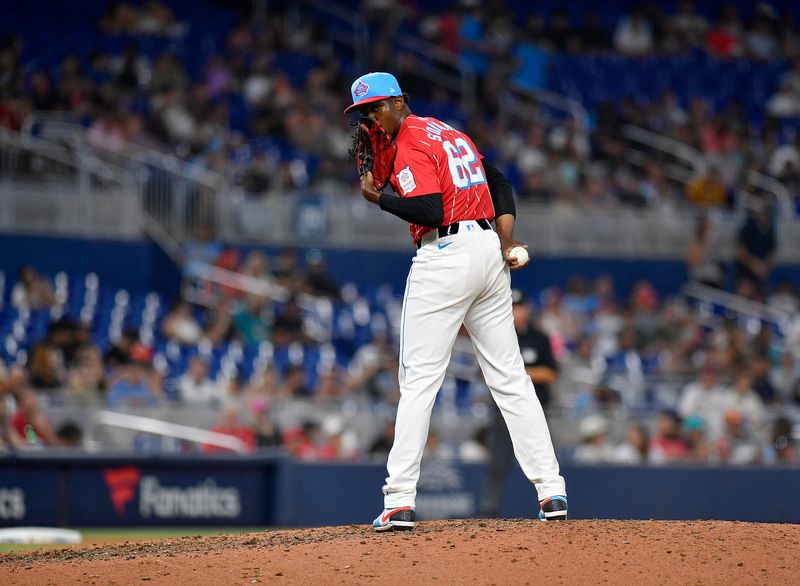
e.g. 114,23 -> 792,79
735,201 -> 776,298
481,288 -> 560,518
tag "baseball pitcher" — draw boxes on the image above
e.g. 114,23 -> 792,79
345,72 -> 567,531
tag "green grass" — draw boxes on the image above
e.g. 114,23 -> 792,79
0,527 -> 266,553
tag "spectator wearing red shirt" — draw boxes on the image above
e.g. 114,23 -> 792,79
12,390 -> 59,447
649,411 -> 689,464
203,405 -> 256,454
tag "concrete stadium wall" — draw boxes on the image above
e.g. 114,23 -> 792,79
2,456 -> 798,527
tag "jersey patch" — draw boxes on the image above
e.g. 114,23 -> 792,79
396,166 -> 416,195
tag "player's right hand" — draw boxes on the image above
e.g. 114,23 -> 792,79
360,171 -> 382,205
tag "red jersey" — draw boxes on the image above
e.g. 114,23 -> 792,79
387,114 -> 495,242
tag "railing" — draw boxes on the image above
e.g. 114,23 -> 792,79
0,128 -> 140,237
622,124 -> 793,216
21,113 -> 229,242
510,86 -> 591,148
95,410 -> 250,454
683,280 -> 793,335
622,124 -> 701,184
391,34 -> 477,113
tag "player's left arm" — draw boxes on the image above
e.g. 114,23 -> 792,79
482,158 -> 528,270
360,172 -> 444,227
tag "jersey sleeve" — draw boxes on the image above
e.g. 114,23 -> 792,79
392,144 -> 441,198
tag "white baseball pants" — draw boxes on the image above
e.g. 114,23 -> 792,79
383,220 -> 566,508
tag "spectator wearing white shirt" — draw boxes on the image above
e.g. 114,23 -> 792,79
613,11 -> 654,56
611,423 -> 649,464
720,370 -> 767,443
177,357 -> 223,405
573,415 -> 615,463
677,365 -> 727,439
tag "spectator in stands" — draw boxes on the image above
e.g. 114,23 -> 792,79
766,79 -> 800,118
204,405 -> 256,454
303,252 -> 339,299
11,265 -> 54,310
750,354 -> 778,405
313,366 -> 347,404
233,295 -> 270,346
743,7 -> 780,61
705,5 -> 743,58
272,248 -> 304,292
767,278 -> 800,314
573,415 -> 614,463
368,420 -> 395,460
347,331 -> 399,400
683,415 -> 711,462
202,298 -> 234,347
684,166 -> 728,207
104,328 -> 137,369
649,410 -> 689,463
557,334 -> 603,411
251,397 -> 281,450
686,214 -> 725,289
677,363 -> 725,426
283,421 -> 320,460
56,421 -> 83,448
276,365 -> 311,399
177,356 -> 223,405
613,9 -> 655,56
735,201 -> 777,297
161,299 -> 202,345
0,391 -> 27,452
669,0 -> 709,50
611,423 -> 649,464
316,415 -> 360,461
106,346 -> 162,408
11,389 -> 59,447
721,370 -> 767,442
66,345 -> 106,403
770,416 -> 797,463
272,296 -> 309,347
459,425 -> 489,463
28,336 -> 66,391
715,408 -> 763,464
182,223 -> 222,268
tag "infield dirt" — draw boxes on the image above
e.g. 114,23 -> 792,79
1,519 -> 799,585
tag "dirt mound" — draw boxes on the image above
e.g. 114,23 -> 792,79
2,519 -> 798,585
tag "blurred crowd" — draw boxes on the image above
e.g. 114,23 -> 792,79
1,1 -> 800,211
2,225 -> 800,465
1,0 -> 800,464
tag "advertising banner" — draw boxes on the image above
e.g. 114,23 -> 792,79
67,463 -> 273,526
0,468 -> 61,527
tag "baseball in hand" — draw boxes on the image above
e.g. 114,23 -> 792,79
509,246 -> 529,267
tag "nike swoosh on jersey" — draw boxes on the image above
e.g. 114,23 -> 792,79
437,242 -> 452,249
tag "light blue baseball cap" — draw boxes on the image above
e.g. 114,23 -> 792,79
343,72 -> 403,114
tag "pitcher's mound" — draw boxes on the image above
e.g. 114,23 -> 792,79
2,519 -> 798,585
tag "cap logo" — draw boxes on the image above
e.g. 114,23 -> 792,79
354,80 -> 369,97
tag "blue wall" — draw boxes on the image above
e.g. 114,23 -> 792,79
0,234 -> 181,298
2,456 -> 799,527
4,233 -> 800,302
